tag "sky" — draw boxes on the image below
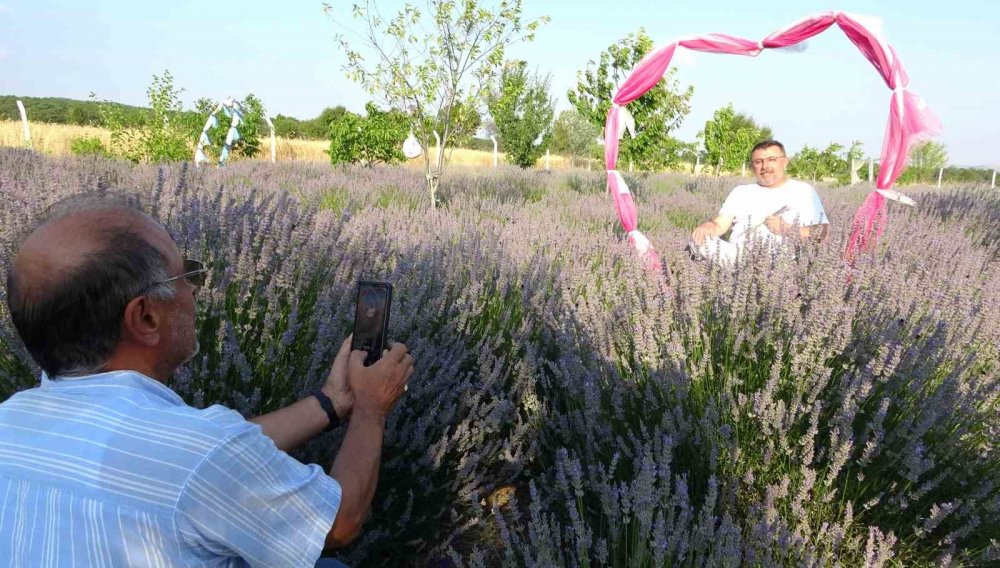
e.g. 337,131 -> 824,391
1,0 -> 998,167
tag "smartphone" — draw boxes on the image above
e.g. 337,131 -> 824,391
350,281 -> 393,366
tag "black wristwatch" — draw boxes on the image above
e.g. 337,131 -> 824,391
312,389 -> 341,432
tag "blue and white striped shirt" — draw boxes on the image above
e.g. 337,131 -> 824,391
0,371 -> 342,567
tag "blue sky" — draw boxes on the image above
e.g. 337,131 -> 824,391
1,0 -> 998,167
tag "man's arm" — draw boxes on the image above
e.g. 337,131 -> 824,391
249,339 -> 354,453
691,214 -> 735,245
764,216 -> 829,242
325,344 -> 413,548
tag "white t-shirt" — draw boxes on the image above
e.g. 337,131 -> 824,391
718,179 -> 829,245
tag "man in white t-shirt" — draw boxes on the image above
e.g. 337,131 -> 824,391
689,140 -> 829,266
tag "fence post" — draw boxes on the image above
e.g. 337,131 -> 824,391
741,162 -> 746,177
490,136 -> 498,168
16,100 -> 31,148
868,158 -> 874,182
695,154 -> 700,176
992,170 -> 996,189
545,149 -> 550,171
937,167 -> 943,188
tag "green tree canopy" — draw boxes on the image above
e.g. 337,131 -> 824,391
327,0 -> 549,204
550,109 -> 600,162
328,102 -> 409,167
700,103 -> 768,173
487,60 -> 555,168
568,28 -> 694,171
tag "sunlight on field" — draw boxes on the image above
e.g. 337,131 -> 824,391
0,120 -> 111,155
0,120 -> 584,170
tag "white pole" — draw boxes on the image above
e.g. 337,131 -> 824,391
629,160 -> 633,173
490,136 -> 498,168
695,154 -> 700,176
433,130 -> 441,167
741,162 -> 746,177
937,167 -> 943,188
992,170 -> 996,189
868,158 -> 874,182
16,100 -> 30,148
263,116 -> 277,163
545,149 -> 550,171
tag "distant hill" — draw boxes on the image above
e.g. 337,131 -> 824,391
1,95 -> 338,141
1,95 -> 148,127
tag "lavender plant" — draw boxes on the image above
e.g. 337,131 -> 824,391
0,149 -> 996,566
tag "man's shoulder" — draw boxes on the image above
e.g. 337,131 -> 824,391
783,178 -> 819,192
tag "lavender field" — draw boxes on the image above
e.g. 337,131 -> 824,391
0,148 -> 997,566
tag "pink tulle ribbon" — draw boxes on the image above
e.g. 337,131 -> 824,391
603,11 -> 941,267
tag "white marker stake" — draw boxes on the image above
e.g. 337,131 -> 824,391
16,100 -> 30,148
546,149 -> 550,171
433,130 -> 441,166
741,162 -> 746,177
868,158 -> 874,182
937,167 -> 943,188
695,154 -> 700,175
264,116 -> 277,163
490,136 -> 498,168
992,170 -> 996,189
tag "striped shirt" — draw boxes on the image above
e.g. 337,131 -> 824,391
0,371 -> 342,567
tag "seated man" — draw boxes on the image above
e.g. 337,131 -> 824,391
0,192 -> 414,566
690,140 -> 829,266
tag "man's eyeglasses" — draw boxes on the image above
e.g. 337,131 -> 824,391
151,259 -> 209,289
752,155 -> 786,168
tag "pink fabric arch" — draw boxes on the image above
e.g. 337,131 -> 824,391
604,11 -> 941,268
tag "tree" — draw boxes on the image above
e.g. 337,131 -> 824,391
550,109 -> 600,165
900,140 -> 948,184
786,142 -> 860,183
327,0 -> 549,206
700,103 -> 766,174
568,28 -> 694,171
94,70 -> 191,163
328,102 -> 409,167
194,94 -> 267,160
487,60 -> 555,168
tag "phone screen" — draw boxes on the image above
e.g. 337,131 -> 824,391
351,281 -> 393,366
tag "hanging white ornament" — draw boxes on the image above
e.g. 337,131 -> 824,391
402,131 -> 422,159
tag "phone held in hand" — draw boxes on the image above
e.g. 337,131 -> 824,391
350,281 -> 393,367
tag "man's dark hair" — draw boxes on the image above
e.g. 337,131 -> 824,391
5,193 -> 175,377
751,139 -> 786,157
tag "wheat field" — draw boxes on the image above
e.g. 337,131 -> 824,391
0,120 -> 583,170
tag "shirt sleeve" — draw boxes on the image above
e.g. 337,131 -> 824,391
175,420 -> 342,567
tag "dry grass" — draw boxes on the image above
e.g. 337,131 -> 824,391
0,120 -> 584,170
0,120 -> 112,155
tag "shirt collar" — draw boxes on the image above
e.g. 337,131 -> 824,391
40,370 -> 187,406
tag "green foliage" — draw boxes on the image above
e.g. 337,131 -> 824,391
273,106 -> 348,139
328,102 -> 409,166
327,0 -> 549,201
93,70 -> 192,163
786,142 -> 856,183
69,136 -> 108,157
196,94 -> 268,160
568,28 -> 694,171
0,95 -> 135,126
487,61 -> 555,168
550,109 -> 600,162
898,141 -> 949,184
700,103 -> 766,173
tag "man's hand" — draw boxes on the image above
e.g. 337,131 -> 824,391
764,215 -> 787,235
691,221 -> 718,246
349,342 -> 414,418
322,337 -> 354,421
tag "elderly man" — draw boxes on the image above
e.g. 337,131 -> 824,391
690,140 -> 829,266
0,193 -> 414,566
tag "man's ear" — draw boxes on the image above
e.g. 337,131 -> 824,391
121,296 -> 164,347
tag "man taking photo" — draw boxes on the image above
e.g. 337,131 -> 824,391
0,192 -> 413,566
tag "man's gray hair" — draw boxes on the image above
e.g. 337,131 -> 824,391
6,192 -> 177,377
